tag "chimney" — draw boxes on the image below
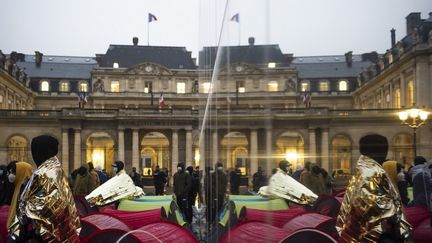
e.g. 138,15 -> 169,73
248,37 -> 255,46
406,12 -> 422,35
345,51 -> 353,67
35,51 -> 43,67
133,37 -> 139,46
391,28 -> 396,47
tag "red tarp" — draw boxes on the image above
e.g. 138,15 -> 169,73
0,205 -> 9,243
220,221 -> 291,243
99,208 -> 167,229
281,228 -> 337,243
282,212 -> 337,238
405,205 -> 429,228
80,214 -> 130,240
312,195 -> 342,217
127,221 -> 198,243
241,207 -> 307,228
412,218 -> 432,243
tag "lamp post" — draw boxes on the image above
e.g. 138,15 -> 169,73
398,107 -> 429,157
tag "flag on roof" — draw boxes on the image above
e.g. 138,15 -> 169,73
148,13 -> 158,22
159,93 -> 165,109
226,96 -> 232,108
78,92 -> 87,109
302,92 -> 311,108
230,13 -> 239,23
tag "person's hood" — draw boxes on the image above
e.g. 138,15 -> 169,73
410,164 -> 427,179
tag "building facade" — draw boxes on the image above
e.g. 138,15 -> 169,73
0,13 -> 431,180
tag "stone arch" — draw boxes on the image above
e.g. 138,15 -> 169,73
391,132 -> 413,168
6,134 -> 29,162
141,131 -> 170,174
221,131 -> 249,173
86,132 -> 115,171
275,131 -> 305,170
330,134 -> 353,172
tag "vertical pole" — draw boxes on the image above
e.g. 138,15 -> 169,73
147,20 -> 150,46
413,127 -> 417,157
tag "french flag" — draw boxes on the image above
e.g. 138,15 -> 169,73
148,13 -> 158,22
159,93 -> 165,108
230,13 -> 239,23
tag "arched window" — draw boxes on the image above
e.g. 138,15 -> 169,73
300,80 -> 310,92
394,88 -> 401,108
41,80 -> 50,92
338,80 -> 348,91
79,82 -> 88,92
319,80 -> 329,92
407,80 -> 414,106
111,81 -> 120,92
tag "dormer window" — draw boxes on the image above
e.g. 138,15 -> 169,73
177,82 -> 186,94
111,81 -> 120,92
59,81 -> 70,92
41,80 -> 50,92
338,80 -> 348,91
79,82 -> 88,92
300,81 -> 310,92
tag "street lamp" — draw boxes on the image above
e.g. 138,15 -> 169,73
398,107 -> 429,157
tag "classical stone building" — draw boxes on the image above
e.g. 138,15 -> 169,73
0,12 -> 431,181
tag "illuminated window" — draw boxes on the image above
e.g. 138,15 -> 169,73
338,80 -> 348,91
319,81 -> 329,92
59,82 -> 70,92
388,54 -> 393,64
300,81 -> 309,92
407,80 -> 414,106
177,82 -> 186,94
111,81 -> 120,92
268,62 -> 276,68
41,80 -> 50,91
113,62 -> 119,68
144,81 -> 152,93
237,81 -> 245,93
267,81 -> 278,92
394,88 -> 401,108
79,82 -> 88,92
202,82 -> 212,93
0,95 -> 3,104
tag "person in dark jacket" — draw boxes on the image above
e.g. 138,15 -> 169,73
0,163 -> 15,206
153,165 -> 166,195
409,156 -> 432,207
208,162 -> 227,225
252,166 -> 267,192
397,163 -> 409,206
229,165 -> 241,195
173,163 -> 192,222
186,166 -> 196,223
129,167 -> 142,188
94,165 -> 108,184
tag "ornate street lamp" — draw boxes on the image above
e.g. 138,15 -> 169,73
398,107 -> 429,157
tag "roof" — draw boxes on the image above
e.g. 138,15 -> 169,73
14,55 -> 97,79
292,55 -> 373,79
99,45 -> 196,69
199,44 -> 290,69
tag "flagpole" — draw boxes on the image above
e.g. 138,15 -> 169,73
147,19 -> 150,46
238,22 -> 241,45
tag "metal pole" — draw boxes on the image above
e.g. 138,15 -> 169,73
413,127 -> 417,157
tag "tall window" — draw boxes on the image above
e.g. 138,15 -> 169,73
111,81 -> 120,92
407,80 -> 414,106
338,80 -> 348,91
202,82 -> 212,93
177,82 -> 186,94
267,81 -> 278,92
300,81 -> 309,92
59,82 -> 70,92
319,81 -> 329,92
144,81 -> 152,93
237,81 -> 245,93
79,82 -> 88,92
41,80 -> 50,91
394,88 -> 401,108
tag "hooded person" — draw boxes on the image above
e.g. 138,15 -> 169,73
9,135 -> 80,242
409,156 -> 432,207
6,162 -> 33,228
112,160 -> 125,175
336,134 -> 411,243
208,162 -> 228,224
173,163 -> 192,223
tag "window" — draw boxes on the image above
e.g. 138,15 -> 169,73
388,54 -> 393,64
338,80 -> 348,91
267,81 -> 278,92
202,82 -> 212,93
177,82 -> 186,94
111,81 -> 120,92
319,81 -> 329,92
59,82 -> 70,92
394,88 -> 401,108
300,81 -> 309,92
41,80 -> 50,92
0,95 -> 3,104
79,82 -> 88,92
268,62 -> 276,68
237,81 -> 245,93
113,62 -> 119,68
407,80 -> 414,106
144,81 -> 152,93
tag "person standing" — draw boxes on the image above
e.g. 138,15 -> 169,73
336,134 -> 410,243
209,162 -> 227,224
230,165 -> 241,195
173,163 -> 192,222
9,135 -> 80,242
94,165 -> 108,184
252,166 -> 267,192
87,162 -> 100,192
409,156 -> 432,207
129,167 -> 142,188
73,164 -> 91,196
153,166 -> 166,195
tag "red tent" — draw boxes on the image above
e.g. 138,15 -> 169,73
220,221 -> 291,243
282,213 -> 337,239
239,207 -> 307,228
405,205 -> 429,228
280,228 -> 337,243
80,214 -> 130,240
312,195 -> 342,217
0,205 -> 9,243
412,218 -> 432,243
99,207 -> 167,229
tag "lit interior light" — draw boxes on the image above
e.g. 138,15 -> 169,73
398,111 -> 408,121
113,62 -> 119,68
409,108 -> 419,118
268,62 -> 276,68
419,111 -> 429,121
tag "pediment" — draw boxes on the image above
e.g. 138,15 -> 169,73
219,63 -> 263,76
125,62 -> 172,75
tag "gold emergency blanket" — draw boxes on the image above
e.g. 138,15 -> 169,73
259,168 -> 318,205
336,155 -> 411,242
9,156 -> 80,243
85,170 -> 144,207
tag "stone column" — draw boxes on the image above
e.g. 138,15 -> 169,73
265,128 -> 273,175
250,129 -> 258,177
118,129 -> 125,162
186,129 -> 193,166
62,129 -> 69,174
308,128 -> 316,162
400,73 -> 406,107
212,130 -> 218,166
321,128 -> 330,172
415,57 -> 430,107
132,129 -> 139,170
171,129 -> 179,174
74,129 -> 81,170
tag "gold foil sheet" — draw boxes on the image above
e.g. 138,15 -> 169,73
9,156 -> 80,242
336,155 -> 411,242
259,168 -> 318,205
85,170 -> 144,207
